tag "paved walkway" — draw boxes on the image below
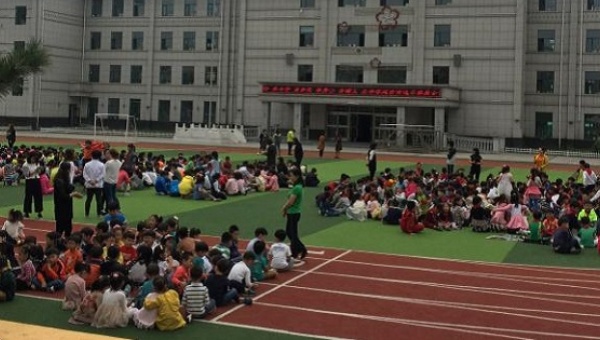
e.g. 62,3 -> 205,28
18,131 -> 600,167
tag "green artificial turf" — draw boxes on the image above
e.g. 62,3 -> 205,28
503,242 -> 600,268
0,296 -> 317,340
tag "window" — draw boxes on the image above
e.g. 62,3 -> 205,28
162,0 -> 174,16
184,0 -> 197,16
381,0 -> 409,5
378,66 -> 407,84
12,78 -> 23,96
585,71 -> 600,94
183,31 -> 196,51
203,101 -> 217,125
180,100 -> 194,123
335,65 -> 363,83
112,0 -> 124,16
338,0 -> 366,7
435,0 -> 452,4
132,31 -> 144,50
205,66 -> 218,85
111,32 -> 123,50
89,64 -> 100,83
108,98 -> 120,114
535,112 -> 553,139
130,65 -> 143,84
161,32 -> 173,50
433,66 -> 450,84
91,0 -> 103,17
301,0 -> 315,8
586,30 -> 600,53
536,71 -> 555,93
539,0 -> 557,11
337,25 -> 365,47
298,65 -> 314,82
537,30 -> 555,52
434,25 -> 451,47
206,31 -> 219,51
207,0 -> 221,17
299,26 -> 315,47
90,32 -> 102,50
379,25 -> 408,47
129,99 -> 141,119
133,0 -> 145,16
588,0 -> 600,11
159,66 -> 172,84
584,114 -> 600,140
158,100 -> 171,122
13,41 -> 25,50
15,6 -> 27,25
88,98 -> 99,121
109,65 -> 122,83
182,66 -> 195,85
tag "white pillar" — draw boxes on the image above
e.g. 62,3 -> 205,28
396,107 -> 406,147
434,107 -> 446,149
293,103 -> 302,138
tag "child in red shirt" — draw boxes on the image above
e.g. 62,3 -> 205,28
171,252 -> 192,295
61,236 -> 83,276
35,248 -> 67,292
400,201 -> 425,234
120,231 -> 137,265
542,210 -> 559,243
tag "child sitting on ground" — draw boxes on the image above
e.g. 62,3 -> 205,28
134,263 -> 160,309
470,196 -> 491,232
542,210 -> 558,244
171,252 -> 193,295
2,209 -> 25,245
227,252 -> 258,295
304,168 -> 320,187
34,247 -> 66,292
103,202 -> 127,227
578,216 -> 597,249
69,276 -> 110,325
205,258 -> 239,307
143,276 -> 187,331
0,256 -> 15,303
15,245 -> 36,290
182,266 -> 216,320
523,211 -> 543,244
269,229 -> 299,271
192,242 -> 212,275
251,241 -> 277,282
552,216 -> 582,254
400,200 -> 425,234
62,235 -> 84,276
63,262 -> 89,311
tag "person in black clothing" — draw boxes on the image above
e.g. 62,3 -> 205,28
293,138 -> 304,167
204,258 -> 238,306
6,124 -> 16,149
367,143 -> 377,181
447,141 -> 457,175
54,162 -> 82,239
469,148 -> 482,181
263,138 -> 277,168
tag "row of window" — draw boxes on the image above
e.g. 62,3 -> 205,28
88,98 -> 217,124
88,65 -> 218,86
297,64 -> 447,84
538,29 -> 600,53
299,24 -> 449,48
90,31 -> 219,52
91,0 -> 220,18
539,0 -> 600,11
536,70 -> 600,94
337,0 -> 450,7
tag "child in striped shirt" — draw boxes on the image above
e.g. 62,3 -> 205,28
182,267 -> 216,319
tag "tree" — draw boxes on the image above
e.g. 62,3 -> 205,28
0,40 -> 50,98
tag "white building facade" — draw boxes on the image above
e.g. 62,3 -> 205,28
1,0 -> 600,146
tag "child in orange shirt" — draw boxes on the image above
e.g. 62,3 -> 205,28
61,236 -> 83,276
542,210 -> 558,244
34,248 -> 67,292
171,252 -> 192,295
120,230 -> 137,266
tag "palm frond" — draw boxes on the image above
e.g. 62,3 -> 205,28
0,39 -> 50,98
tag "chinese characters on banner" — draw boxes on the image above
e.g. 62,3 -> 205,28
261,84 -> 442,98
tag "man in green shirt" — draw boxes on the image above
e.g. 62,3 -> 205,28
286,129 -> 295,156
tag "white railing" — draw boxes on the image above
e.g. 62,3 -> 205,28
445,134 -> 504,153
174,123 -> 247,144
505,148 -> 600,159
243,126 -> 259,140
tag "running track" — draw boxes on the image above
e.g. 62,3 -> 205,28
14,218 -> 600,340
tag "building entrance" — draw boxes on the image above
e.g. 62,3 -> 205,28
326,105 -> 395,143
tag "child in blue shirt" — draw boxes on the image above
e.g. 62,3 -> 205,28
103,202 -> 127,226
133,263 -> 160,308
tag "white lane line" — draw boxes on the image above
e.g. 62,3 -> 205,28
211,249 -> 352,322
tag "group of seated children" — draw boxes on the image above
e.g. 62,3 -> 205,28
0,213 -> 304,331
316,163 -> 599,255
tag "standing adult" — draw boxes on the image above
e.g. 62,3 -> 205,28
22,151 -> 43,219
61,148 -> 78,185
83,150 -> 105,218
367,142 -> 377,181
6,124 -> 16,149
258,130 -> 268,153
447,141 -> 457,175
293,138 -> 304,167
264,138 -> 277,168
469,148 -> 482,181
272,129 -> 282,156
334,132 -> 343,159
533,148 -> 548,172
103,149 -> 122,211
281,167 -> 307,260
286,129 -> 295,156
53,162 -> 82,240
317,131 -> 326,158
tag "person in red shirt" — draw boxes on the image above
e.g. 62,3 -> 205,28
400,201 -> 424,234
171,252 -> 193,295
34,248 -> 66,292
119,231 -> 137,265
61,236 -> 83,276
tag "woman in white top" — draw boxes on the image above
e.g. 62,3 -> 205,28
496,165 -> 514,201
22,152 -> 43,219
